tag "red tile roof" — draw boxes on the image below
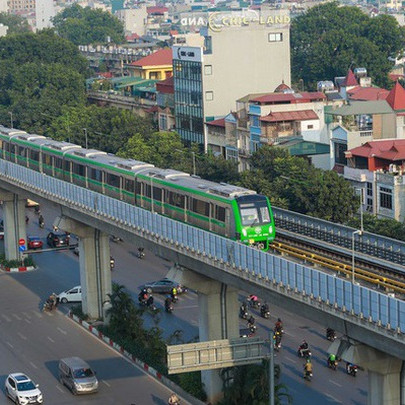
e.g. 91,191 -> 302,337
386,81 -> 405,111
206,118 -> 225,127
347,86 -> 389,101
389,73 -> 405,82
347,139 -> 405,161
126,33 -> 140,41
260,110 -> 319,123
251,92 -> 325,104
274,82 -> 291,93
130,48 -> 172,67
147,6 -> 168,14
342,69 -> 359,87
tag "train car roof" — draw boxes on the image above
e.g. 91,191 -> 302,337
68,148 -> 106,158
142,168 -> 256,199
0,126 -> 27,137
13,133 -> 46,142
29,138 -> 82,153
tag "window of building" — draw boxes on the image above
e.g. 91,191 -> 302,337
334,142 -> 347,165
268,33 -> 283,42
250,115 -> 260,127
307,124 -> 314,129
159,114 -> 167,130
380,187 -> 392,210
204,36 -> 212,54
205,91 -> 213,101
226,148 -> 239,162
204,65 -> 212,75
367,182 -> 373,196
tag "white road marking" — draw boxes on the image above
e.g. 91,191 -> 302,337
47,337 -> 55,343
6,341 -> 13,349
102,380 -> 111,387
2,314 -> 11,322
329,379 -> 342,387
32,311 -> 42,318
56,385 -> 64,393
12,314 -> 22,321
57,327 -> 67,335
17,332 -> 27,340
285,356 -> 297,364
325,393 -> 342,403
30,362 -> 38,369
176,305 -> 198,310
22,312 -> 31,318
25,318 -> 32,324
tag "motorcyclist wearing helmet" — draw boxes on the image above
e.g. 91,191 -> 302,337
168,392 -> 180,404
299,340 -> 309,357
275,318 -> 283,332
328,353 -> 337,367
304,359 -> 313,377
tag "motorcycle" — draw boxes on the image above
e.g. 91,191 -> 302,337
298,347 -> 312,359
346,364 -> 358,377
39,218 -> 45,229
273,334 -> 282,351
326,328 -> 337,342
137,247 -> 145,259
327,359 -> 338,371
247,295 -> 260,309
165,302 -> 174,313
110,256 -> 115,270
239,306 -> 248,319
260,306 -> 270,319
43,294 -> 58,312
304,370 -> 313,381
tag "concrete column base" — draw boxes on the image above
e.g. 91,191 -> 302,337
329,338 -> 403,405
167,266 -> 239,404
54,216 -> 112,320
0,190 -> 26,261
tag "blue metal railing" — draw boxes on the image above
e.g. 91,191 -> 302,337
2,160 -> 405,333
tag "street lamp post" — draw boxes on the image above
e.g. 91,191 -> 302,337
150,173 -> 158,214
83,128 -> 88,149
8,112 -> 13,129
352,230 -> 362,283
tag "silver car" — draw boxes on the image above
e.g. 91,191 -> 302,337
59,357 -> 98,395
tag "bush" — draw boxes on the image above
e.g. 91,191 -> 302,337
0,253 -> 35,268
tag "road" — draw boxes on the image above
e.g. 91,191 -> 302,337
1,203 -> 368,404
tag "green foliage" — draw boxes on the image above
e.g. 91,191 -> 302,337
70,304 -> 89,321
218,360 -> 292,405
52,4 -> 125,45
48,106 -> 155,153
346,213 -> 405,241
0,253 -> 34,268
291,2 -> 405,87
171,372 -> 207,401
0,13 -> 30,34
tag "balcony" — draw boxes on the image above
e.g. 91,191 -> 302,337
376,171 -> 405,186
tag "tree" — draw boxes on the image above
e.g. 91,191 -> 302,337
0,13 -> 30,34
291,2 -> 405,88
52,4 -> 125,45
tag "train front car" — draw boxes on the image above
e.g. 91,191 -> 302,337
234,194 -> 275,250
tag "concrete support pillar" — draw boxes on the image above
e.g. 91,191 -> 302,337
401,362 -> 405,405
329,339 -> 403,405
167,266 -> 239,404
0,190 -> 26,260
54,216 -> 111,320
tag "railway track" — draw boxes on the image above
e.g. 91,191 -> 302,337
270,236 -> 405,296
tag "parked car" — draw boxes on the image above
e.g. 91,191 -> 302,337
58,286 -> 82,303
27,236 -> 43,249
139,278 -> 185,294
5,373 -> 43,404
47,232 -> 69,248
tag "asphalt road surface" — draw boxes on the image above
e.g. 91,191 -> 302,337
0,202 -> 368,404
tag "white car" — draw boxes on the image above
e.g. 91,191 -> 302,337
58,286 -> 82,303
5,373 -> 43,404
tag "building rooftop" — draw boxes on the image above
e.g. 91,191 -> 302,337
156,76 -> 174,94
341,69 -> 359,87
206,117 -> 225,127
346,139 -> 405,161
130,48 -> 172,67
147,6 -> 168,14
260,110 -> 319,123
328,100 -> 393,116
277,138 -> 330,156
251,92 -> 325,105
386,81 -> 405,111
347,86 -> 390,101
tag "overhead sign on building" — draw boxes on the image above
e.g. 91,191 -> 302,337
173,46 -> 203,63
167,337 -> 264,374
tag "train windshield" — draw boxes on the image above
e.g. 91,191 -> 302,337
239,200 -> 271,226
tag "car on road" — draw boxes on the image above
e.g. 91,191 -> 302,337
139,278 -> 185,294
27,236 -> 43,249
46,232 -> 69,248
58,286 -> 82,303
5,373 -> 43,404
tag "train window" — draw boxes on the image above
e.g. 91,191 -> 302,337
191,198 -> 209,217
3,142 -> 9,152
30,150 -> 39,162
215,206 -> 226,222
260,206 -> 270,223
135,180 -> 142,195
106,173 -> 120,188
145,184 -> 151,198
54,157 -> 63,169
18,146 -> 26,157
153,187 -> 162,201
42,154 -> 51,167
64,160 -> 70,172
168,191 -> 184,208
72,163 -> 85,177
89,167 -> 102,182
124,178 -> 134,192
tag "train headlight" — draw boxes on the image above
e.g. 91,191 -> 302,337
242,228 -> 247,236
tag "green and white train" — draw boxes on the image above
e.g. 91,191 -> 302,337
0,126 -> 276,250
